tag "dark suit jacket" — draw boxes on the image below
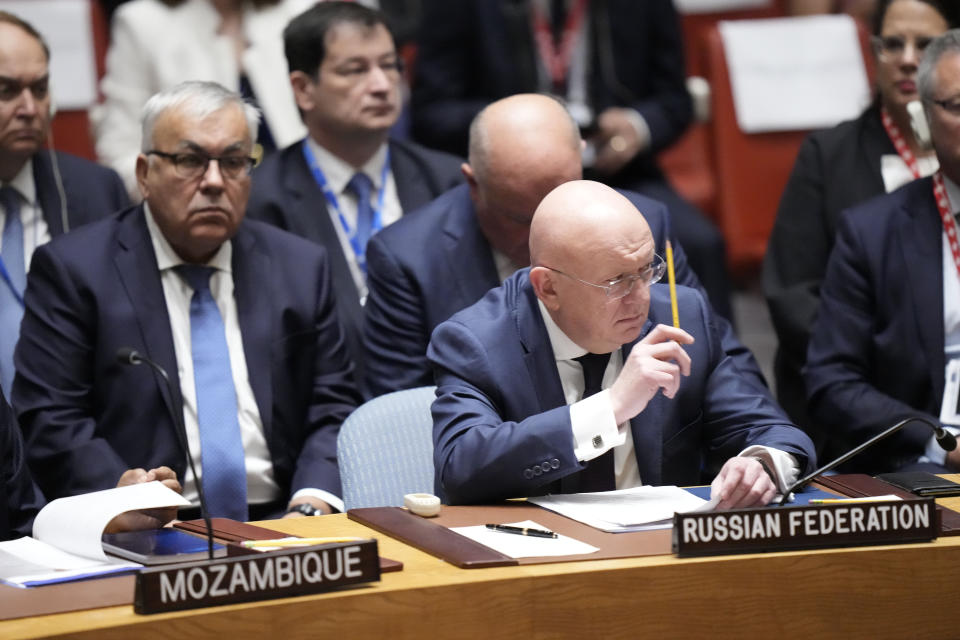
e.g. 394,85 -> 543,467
763,103 -> 894,442
363,183 -> 763,397
411,0 -> 691,181
246,138 -> 463,395
32,150 -> 129,235
805,177 -> 946,473
428,272 -> 815,504
1,388 -> 43,540
13,205 -> 360,501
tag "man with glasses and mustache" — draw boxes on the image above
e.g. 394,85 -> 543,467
429,180 -> 815,506
13,81 -> 360,520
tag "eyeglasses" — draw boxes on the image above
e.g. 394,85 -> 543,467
541,254 -> 666,300
146,150 -> 259,180
871,35 -> 934,61
0,75 -> 49,102
927,96 -> 960,116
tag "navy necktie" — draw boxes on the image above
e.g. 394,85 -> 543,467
346,172 -> 374,273
575,352 -> 615,492
0,186 -> 25,399
176,265 -> 248,521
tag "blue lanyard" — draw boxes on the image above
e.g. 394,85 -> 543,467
301,142 -> 390,272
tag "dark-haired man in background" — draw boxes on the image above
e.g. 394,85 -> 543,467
0,11 -> 128,398
247,1 -> 462,395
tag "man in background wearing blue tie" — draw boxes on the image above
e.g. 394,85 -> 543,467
13,81 -> 360,521
247,1 -> 463,395
0,11 -> 128,399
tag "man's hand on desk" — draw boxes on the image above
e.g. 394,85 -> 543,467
283,497 -> 333,518
105,466 -> 182,533
710,457 -> 777,510
610,325 -> 693,425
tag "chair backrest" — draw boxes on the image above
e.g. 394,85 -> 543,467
337,386 -> 436,510
702,16 -> 874,278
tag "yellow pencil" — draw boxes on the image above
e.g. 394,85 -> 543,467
242,537 -> 364,548
808,497 -> 900,505
665,240 -> 679,328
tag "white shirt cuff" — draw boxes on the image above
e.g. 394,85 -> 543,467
291,488 -> 344,514
570,389 -> 626,461
738,445 -> 800,494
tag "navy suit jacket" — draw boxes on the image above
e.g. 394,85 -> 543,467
13,205 -> 360,501
363,183 -> 763,397
428,272 -> 815,504
411,0 -> 691,178
32,150 -> 129,235
805,177 -> 948,472
1,388 -> 43,540
247,138 -> 463,395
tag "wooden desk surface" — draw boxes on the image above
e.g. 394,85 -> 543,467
4,502 -> 960,640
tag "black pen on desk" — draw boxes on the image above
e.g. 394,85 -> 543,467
485,524 -> 558,539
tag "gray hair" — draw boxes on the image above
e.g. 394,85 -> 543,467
919,29 -> 960,101
140,81 -> 261,152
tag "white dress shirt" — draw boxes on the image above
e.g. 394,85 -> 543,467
305,137 -> 402,303
144,206 -> 342,512
536,299 -> 800,492
0,160 -> 51,273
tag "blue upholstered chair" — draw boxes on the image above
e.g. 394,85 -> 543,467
337,386 -> 437,510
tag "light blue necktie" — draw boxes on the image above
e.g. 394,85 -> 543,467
347,172 -> 374,272
176,265 -> 248,521
0,187 -> 25,399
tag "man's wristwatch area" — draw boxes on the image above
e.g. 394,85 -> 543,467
286,503 -> 322,517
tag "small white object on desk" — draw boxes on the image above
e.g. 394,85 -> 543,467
450,520 -> 599,559
404,493 -> 441,517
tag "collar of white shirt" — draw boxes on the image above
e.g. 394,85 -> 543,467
8,158 -> 37,206
305,136 -> 388,197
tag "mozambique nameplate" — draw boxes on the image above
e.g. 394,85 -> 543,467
672,499 -> 938,557
134,539 -> 380,614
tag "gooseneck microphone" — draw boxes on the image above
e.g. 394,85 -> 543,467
116,347 -> 216,560
779,416 -> 957,506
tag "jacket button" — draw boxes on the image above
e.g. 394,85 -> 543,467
550,458 -> 560,469
523,468 -> 534,479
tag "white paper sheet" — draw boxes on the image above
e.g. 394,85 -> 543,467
450,520 -> 599,559
530,486 -> 717,533
675,0 -> 772,14
720,15 -> 871,132
0,537 -> 139,588
33,481 -> 190,561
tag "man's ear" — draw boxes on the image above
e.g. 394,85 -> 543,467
135,154 -> 150,201
289,71 -> 316,111
529,266 -> 560,311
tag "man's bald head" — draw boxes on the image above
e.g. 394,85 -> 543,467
462,94 -> 583,268
529,180 -> 657,354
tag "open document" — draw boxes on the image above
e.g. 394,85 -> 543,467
530,486 -> 719,532
0,481 -> 189,587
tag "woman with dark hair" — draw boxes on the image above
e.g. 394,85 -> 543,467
92,0 -> 314,199
763,0 -> 955,451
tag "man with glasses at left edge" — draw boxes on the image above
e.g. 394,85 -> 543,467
429,180 -> 815,507
13,81 -> 360,521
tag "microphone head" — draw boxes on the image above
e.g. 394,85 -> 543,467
115,347 -> 141,365
937,429 -> 958,452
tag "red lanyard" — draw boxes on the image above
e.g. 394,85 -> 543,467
880,106 -> 922,180
530,0 -> 589,93
931,171 -> 960,279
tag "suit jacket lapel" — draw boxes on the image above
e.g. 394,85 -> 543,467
516,275 -> 566,412
901,183 -> 946,401
232,225 -> 273,438
113,206 -> 184,452
31,152 -> 64,236
390,141 -> 430,211
284,142 -> 362,328
442,188 -> 501,307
